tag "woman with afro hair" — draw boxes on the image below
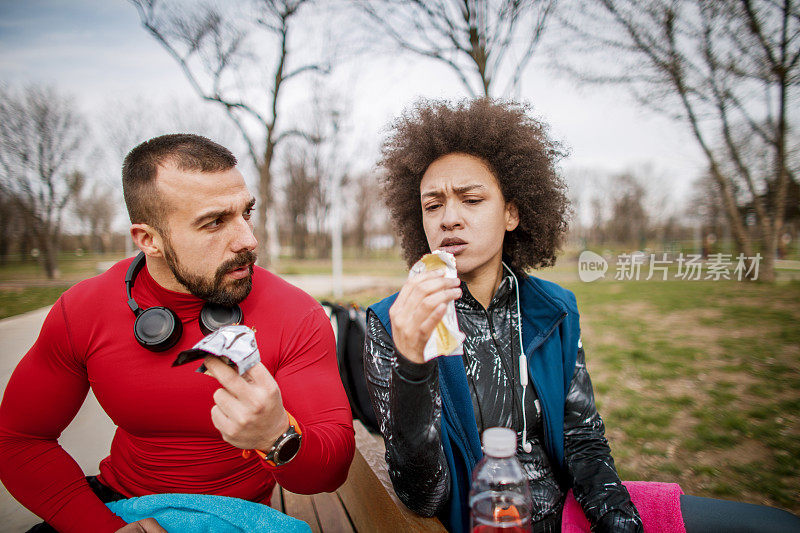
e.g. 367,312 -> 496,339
363,98 -> 642,532
363,99 -> 800,533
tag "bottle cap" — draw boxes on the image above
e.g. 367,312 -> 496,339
482,427 -> 516,457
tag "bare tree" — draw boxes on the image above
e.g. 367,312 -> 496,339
279,144 -> 333,259
281,146 -> 317,259
100,96 -> 240,167
349,171 -> 372,254
356,0 -> 557,96
282,85 -> 352,262
575,166 -> 686,249
346,170 -> 387,255
606,173 -> 649,246
131,0 -> 332,265
588,195 -> 607,245
0,191 -> 23,264
75,180 -> 117,254
0,86 -> 85,278
559,0 -> 800,280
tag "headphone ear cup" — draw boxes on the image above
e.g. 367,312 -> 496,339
134,306 -> 182,352
199,303 -> 243,335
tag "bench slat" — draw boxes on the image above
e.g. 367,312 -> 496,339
283,489 -> 321,533
269,483 -> 284,514
312,491 -> 356,532
272,420 -> 446,532
336,421 -> 447,533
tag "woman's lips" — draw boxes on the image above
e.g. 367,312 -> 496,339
439,243 -> 467,255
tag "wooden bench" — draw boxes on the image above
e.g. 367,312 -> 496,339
270,420 -> 447,532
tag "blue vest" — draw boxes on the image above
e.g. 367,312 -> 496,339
369,274 -> 580,532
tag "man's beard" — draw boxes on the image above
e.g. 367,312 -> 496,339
163,240 -> 257,306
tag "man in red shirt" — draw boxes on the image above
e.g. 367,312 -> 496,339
0,134 -> 355,533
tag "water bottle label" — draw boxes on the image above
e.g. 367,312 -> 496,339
470,492 -> 532,532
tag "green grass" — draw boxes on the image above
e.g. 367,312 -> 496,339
0,252 -> 127,281
557,277 -> 800,513
0,252 -> 127,317
0,285 -> 72,319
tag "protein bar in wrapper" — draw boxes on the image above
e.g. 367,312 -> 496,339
172,324 -> 260,376
409,250 -> 465,361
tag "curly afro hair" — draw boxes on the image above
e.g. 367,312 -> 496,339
379,98 -> 570,272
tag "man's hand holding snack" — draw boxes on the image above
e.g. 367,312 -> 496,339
203,356 -> 290,452
389,269 -> 462,364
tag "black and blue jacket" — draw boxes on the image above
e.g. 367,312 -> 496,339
366,273 -> 641,532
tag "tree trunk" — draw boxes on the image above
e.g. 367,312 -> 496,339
0,225 -> 9,265
763,28 -> 792,283
354,220 -> 366,256
293,215 -> 307,259
19,222 -> 32,262
759,230 -> 776,282
38,233 -> 60,280
256,159 -> 272,267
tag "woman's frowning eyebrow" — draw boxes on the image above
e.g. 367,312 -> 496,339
420,184 -> 487,199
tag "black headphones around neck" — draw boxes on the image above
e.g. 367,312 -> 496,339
125,252 -> 243,352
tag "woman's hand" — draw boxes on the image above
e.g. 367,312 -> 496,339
116,517 -> 167,532
389,269 -> 462,364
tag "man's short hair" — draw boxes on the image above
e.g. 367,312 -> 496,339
380,98 -> 570,272
122,133 -> 237,231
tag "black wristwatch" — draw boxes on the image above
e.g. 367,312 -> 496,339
263,412 -> 302,466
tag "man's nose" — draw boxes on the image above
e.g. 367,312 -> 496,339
232,217 -> 258,252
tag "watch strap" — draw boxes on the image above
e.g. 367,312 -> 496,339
242,411 -> 301,465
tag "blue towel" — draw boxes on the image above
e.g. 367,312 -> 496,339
106,493 -> 312,533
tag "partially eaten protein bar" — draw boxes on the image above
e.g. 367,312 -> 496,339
408,250 -> 465,361
172,324 -> 260,376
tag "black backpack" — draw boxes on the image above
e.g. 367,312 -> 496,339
320,301 -> 380,434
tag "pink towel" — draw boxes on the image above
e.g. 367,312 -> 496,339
561,481 -> 685,533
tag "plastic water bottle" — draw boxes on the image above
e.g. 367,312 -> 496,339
469,427 -> 532,532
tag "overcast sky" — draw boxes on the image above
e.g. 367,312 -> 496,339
0,0 -> 705,219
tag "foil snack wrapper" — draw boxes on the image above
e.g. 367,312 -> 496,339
172,324 -> 260,376
409,250 -> 465,361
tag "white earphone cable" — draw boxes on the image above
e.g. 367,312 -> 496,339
502,262 -> 533,454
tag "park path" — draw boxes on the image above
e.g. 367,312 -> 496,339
0,273 -> 403,531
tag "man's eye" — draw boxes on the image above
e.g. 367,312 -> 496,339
424,204 -> 441,212
206,218 -> 223,229
243,208 -> 253,220
464,198 -> 483,204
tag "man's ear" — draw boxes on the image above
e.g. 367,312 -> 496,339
130,224 -> 164,258
505,201 -> 519,232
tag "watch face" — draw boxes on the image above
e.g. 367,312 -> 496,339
276,434 -> 301,464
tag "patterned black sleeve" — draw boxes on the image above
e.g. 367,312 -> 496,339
362,309 -> 450,517
563,344 -> 643,532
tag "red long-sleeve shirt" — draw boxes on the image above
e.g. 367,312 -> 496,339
0,258 -> 354,533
